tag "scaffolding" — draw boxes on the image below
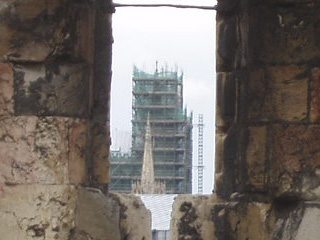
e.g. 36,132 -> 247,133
110,66 -> 193,194
197,114 -> 204,194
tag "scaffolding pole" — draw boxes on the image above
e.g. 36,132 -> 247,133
197,114 -> 204,194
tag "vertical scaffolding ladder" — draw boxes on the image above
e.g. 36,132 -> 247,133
197,114 -> 204,194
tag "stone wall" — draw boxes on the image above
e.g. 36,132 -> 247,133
172,0 -> 320,239
2,0 -> 320,239
0,0 -> 111,188
0,1 -> 152,239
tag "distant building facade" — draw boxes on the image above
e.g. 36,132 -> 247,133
110,66 -> 193,194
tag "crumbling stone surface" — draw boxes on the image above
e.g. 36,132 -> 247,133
171,196 -> 320,240
245,126 -> 267,191
267,65 -> 308,122
68,119 -> 88,184
13,63 -> 89,117
171,195 -> 215,240
271,124 -> 320,200
241,65 -> 308,123
208,1 -> 320,240
0,116 -> 88,184
0,0 -> 95,63
0,0 -> 115,239
249,4 -> 320,65
171,195 -> 275,240
310,67 -> 320,122
0,186 -> 150,240
0,184 -> 77,240
110,192 -> 152,240
212,201 -> 274,240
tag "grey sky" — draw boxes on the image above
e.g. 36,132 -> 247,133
111,0 -> 216,194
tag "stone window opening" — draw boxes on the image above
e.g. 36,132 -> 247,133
110,2 -> 216,239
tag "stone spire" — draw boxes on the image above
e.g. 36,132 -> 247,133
132,113 -> 165,194
141,113 -> 155,190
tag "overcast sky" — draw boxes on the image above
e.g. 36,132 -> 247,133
111,0 -> 216,194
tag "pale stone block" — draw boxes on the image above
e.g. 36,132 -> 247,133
272,202 -> 320,240
109,193 -> 152,240
74,188 -> 121,240
0,116 -> 88,185
0,185 -> 151,240
295,206 -> 320,240
0,184 -> 77,240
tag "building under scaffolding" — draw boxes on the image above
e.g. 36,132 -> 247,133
110,66 -> 193,194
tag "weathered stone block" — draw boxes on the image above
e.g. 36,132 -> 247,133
215,126 -> 241,199
249,5 -> 320,64
0,116 -> 88,185
215,130 -> 226,191
0,63 -> 14,117
216,72 -> 237,128
171,195 -> 215,240
269,66 -> 308,121
0,184 -> 77,239
245,126 -> 267,191
171,195 -> 275,240
294,203 -> 320,240
73,188 -> 121,240
271,124 -> 320,200
0,186 -> 150,240
216,14 -> 238,72
244,68 -> 273,122
213,202 -> 274,240
0,0 -> 95,62
310,67 -> 320,122
109,193 -> 152,240
13,63 -> 89,117
245,66 -> 308,122
68,119 -> 88,184
272,201 -> 320,240
91,128 -> 111,185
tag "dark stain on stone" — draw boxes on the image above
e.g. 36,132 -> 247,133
217,13 -> 238,72
13,63 -> 89,118
178,202 -> 201,240
27,223 -> 49,237
216,125 -> 240,199
212,204 -> 235,240
1,1 -> 87,61
271,200 -> 304,240
13,66 -> 41,115
5,8 -> 63,48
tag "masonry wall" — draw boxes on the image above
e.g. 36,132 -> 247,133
171,0 -> 320,239
0,1 -> 151,239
